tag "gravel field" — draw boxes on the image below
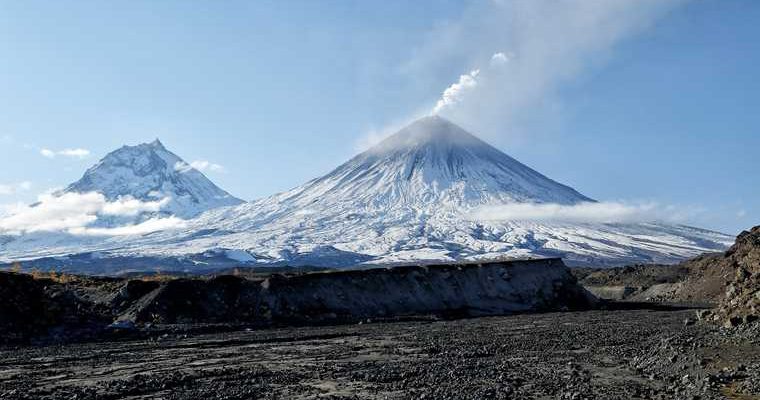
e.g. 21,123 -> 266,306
3,307 -> 760,400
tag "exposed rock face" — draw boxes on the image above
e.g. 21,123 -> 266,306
128,259 -> 595,325
709,226 -> 760,326
573,226 -> 760,326
0,273 -> 111,343
573,264 -> 691,302
0,259 -> 595,342
259,258 -> 594,324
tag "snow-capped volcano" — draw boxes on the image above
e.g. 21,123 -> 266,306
0,118 -> 733,272
282,115 -> 592,210
64,139 -> 243,219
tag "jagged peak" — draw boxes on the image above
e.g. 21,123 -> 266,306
63,139 -> 243,217
149,138 -> 166,150
113,139 -> 168,156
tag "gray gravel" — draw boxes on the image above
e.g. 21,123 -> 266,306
2,308 -> 760,399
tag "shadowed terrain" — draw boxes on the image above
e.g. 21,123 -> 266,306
4,308 -> 760,399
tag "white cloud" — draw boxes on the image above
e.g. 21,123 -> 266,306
174,160 -> 225,174
408,0 -> 685,138
0,192 -> 103,233
100,196 -> 170,216
432,69 -> 480,114
468,201 -> 687,224
0,192 -> 180,235
68,216 -> 186,236
58,148 -> 90,158
40,148 -> 90,159
0,181 -> 33,195
737,209 -> 747,218
490,52 -> 512,67
190,160 -> 225,173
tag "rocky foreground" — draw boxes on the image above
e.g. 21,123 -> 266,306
2,227 -> 760,399
575,226 -> 760,328
4,307 -> 760,400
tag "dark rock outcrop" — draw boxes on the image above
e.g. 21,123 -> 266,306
0,258 -> 595,343
573,225 -> 760,326
126,259 -> 594,325
0,273 -> 111,343
709,226 -> 760,326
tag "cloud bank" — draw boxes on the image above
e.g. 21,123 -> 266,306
0,192 -> 182,236
416,0 -> 686,136
468,201 -> 688,224
68,216 -> 187,236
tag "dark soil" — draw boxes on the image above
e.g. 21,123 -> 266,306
3,307 -> 760,400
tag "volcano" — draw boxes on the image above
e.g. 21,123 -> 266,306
0,117 -> 733,272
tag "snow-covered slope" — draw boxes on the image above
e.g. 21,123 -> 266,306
0,117 -> 733,272
64,139 -> 243,219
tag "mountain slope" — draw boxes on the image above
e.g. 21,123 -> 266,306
64,139 -> 243,219
0,118 -> 733,271
286,116 -> 592,210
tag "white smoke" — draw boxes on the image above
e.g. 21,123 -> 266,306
415,0 -> 686,136
432,69 -> 480,114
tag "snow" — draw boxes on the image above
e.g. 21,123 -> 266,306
224,249 -> 256,262
0,117 -> 734,270
63,139 -> 243,220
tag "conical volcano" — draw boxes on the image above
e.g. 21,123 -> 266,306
299,115 -> 592,210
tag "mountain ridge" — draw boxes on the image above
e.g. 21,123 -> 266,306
64,139 -> 243,220
0,117 -> 734,271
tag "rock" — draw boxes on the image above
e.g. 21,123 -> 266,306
736,267 -> 750,282
724,316 -> 742,328
726,284 -> 737,298
695,310 -> 711,321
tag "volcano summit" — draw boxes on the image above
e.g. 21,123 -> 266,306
0,117 -> 732,272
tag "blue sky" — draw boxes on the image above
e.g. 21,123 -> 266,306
0,0 -> 757,234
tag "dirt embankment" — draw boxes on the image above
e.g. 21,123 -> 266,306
575,225 -> 760,326
0,273 -> 114,343
0,258 -> 595,344
573,263 -> 690,302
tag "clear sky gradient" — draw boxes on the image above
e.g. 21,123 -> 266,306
0,0 -> 757,234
